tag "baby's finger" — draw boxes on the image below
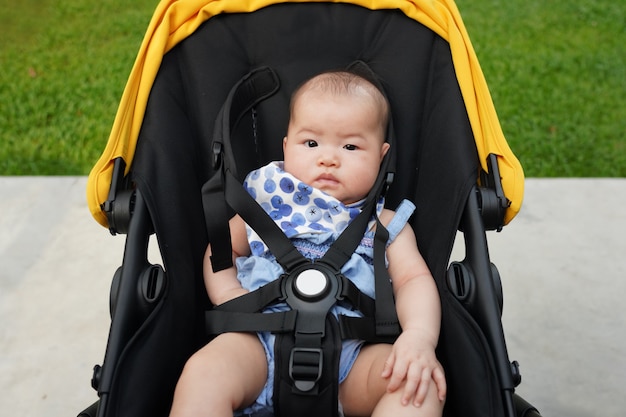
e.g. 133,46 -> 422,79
401,377 -> 419,406
402,363 -> 423,406
386,358 -> 408,393
412,367 -> 432,407
381,352 -> 396,379
433,366 -> 447,401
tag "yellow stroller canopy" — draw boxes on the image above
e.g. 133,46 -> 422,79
86,0 -> 524,228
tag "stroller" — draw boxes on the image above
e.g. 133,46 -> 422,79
80,0 -> 539,416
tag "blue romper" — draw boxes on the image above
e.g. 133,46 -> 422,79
235,162 -> 415,415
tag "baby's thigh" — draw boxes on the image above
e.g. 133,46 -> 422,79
339,343 -> 391,415
186,332 -> 268,405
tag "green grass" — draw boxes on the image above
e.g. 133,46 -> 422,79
456,0 -> 626,176
1,0 -> 624,176
0,0 -> 156,174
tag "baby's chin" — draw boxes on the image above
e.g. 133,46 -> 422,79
325,192 -> 366,206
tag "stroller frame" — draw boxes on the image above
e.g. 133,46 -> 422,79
80,1 -> 539,416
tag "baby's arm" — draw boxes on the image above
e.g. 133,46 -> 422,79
380,210 -> 446,406
203,214 -> 251,306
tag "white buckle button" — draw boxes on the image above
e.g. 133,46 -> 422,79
294,269 -> 329,298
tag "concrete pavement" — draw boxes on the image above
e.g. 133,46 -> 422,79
1,177 -> 625,416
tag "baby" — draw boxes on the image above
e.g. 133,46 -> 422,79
170,70 -> 446,417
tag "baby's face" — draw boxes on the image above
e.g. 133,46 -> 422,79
283,89 -> 389,204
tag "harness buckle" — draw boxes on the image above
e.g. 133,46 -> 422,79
289,347 -> 324,393
293,268 -> 330,300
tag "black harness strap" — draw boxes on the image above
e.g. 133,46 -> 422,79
211,277 -> 284,314
206,310 -> 298,334
202,64 -> 402,417
224,170 -> 310,271
373,217 -> 403,337
202,67 -> 280,272
318,197 -> 377,270
206,269 -> 379,333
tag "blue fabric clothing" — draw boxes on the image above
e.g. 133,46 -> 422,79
235,162 -> 415,415
243,161 -> 384,256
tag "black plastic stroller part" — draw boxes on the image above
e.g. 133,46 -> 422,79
447,257 -> 503,314
101,158 -> 133,236
513,393 -> 542,417
108,263 -> 166,320
78,401 -> 99,417
479,153 -> 511,232
79,3 -> 542,417
91,190 -> 162,407
447,184 -> 521,417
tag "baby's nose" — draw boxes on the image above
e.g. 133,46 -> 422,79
318,150 -> 338,166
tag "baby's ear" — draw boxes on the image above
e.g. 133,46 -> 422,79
381,142 -> 391,159
283,136 -> 288,152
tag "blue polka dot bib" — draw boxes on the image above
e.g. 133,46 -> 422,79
243,161 -> 384,256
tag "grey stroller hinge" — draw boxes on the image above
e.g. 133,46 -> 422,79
478,153 -> 511,232
101,157 -> 135,236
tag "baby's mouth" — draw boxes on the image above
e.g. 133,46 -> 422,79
315,174 -> 339,190
315,173 -> 339,186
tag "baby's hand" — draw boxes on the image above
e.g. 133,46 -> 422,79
381,329 -> 446,407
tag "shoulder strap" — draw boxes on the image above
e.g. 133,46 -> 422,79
224,169 -> 309,271
202,67 -> 280,272
203,64 -> 400,339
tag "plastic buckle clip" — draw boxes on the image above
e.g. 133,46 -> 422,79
289,347 -> 323,393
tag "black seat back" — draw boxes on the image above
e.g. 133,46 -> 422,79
109,4 -> 493,416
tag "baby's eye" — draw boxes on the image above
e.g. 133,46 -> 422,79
343,144 -> 357,151
304,140 -> 318,148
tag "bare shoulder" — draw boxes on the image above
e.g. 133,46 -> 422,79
378,208 -> 414,236
378,208 -> 396,226
378,207 -> 418,251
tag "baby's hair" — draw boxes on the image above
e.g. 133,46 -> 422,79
289,70 -> 390,137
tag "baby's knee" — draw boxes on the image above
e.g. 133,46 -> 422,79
180,337 -> 238,379
178,347 -> 218,384
373,380 -> 444,417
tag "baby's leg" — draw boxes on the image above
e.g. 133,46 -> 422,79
339,344 -> 444,417
169,332 -> 267,417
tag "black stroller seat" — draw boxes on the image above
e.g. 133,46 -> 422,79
81,1 -> 538,417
